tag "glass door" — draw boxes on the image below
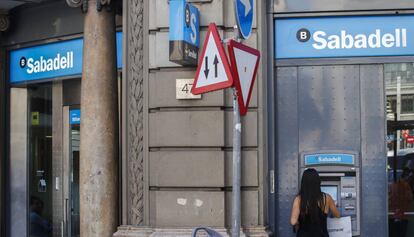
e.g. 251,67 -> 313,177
386,63 -> 414,237
28,83 -> 53,237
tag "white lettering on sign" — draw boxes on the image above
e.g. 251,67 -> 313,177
176,78 -> 201,100
300,31 -> 307,40
318,156 -> 342,162
26,51 -> 74,74
312,28 -> 407,50
190,12 -> 197,45
71,117 -> 80,123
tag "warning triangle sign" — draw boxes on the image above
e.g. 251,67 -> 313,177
191,23 -> 233,95
228,40 -> 260,116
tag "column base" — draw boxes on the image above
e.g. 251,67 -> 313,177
113,226 -> 270,237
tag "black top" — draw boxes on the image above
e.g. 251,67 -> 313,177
296,194 -> 329,237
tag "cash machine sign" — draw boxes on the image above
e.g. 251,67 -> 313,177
304,153 -> 355,166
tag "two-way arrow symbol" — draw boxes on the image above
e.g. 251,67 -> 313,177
204,55 -> 220,79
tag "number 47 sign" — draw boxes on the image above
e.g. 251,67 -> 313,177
176,79 -> 201,99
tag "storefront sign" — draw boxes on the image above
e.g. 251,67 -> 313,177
10,32 -> 123,84
275,15 -> 414,59
169,0 -> 200,66
304,153 -> 355,166
70,109 -> 81,125
406,136 -> 414,143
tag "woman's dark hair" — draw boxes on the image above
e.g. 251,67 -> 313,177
298,168 -> 324,223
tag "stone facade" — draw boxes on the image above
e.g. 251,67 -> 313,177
117,0 -> 268,236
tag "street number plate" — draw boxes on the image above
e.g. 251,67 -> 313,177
176,79 -> 202,100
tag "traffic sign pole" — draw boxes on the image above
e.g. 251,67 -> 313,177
191,1 -> 254,235
231,24 -> 242,237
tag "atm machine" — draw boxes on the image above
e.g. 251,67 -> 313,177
300,151 -> 360,236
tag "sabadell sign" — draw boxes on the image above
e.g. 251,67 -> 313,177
10,32 -> 123,84
275,15 -> 414,59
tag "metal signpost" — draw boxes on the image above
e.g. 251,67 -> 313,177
231,1 -> 254,237
192,2 -> 257,237
228,37 -> 260,237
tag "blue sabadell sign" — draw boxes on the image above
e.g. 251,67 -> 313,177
275,15 -> 414,59
10,32 -> 123,84
70,109 -> 81,125
169,0 -> 200,66
304,153 -> 355,166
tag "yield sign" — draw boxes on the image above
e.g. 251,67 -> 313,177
191,23 -> 233,95
228,40 -> 260,116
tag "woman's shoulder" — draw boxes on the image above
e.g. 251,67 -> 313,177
322,192 -> 334,202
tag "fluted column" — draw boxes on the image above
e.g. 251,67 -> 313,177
79,1 -> 118,236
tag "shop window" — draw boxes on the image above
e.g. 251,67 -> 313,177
386,63 -> 414,237
402,95 -> 414,114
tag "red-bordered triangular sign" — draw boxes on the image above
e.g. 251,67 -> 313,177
228,40 -> 260,116
191,23 -> 233,95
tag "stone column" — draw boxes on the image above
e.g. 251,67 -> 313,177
80,1 -> 118,237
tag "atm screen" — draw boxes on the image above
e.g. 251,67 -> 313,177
321,186 -> 338,204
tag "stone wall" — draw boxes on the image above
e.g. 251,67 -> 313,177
118,0 -> 267,236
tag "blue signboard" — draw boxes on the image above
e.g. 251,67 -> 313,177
169,0 -> 199,66
275,15 -> 414,59
169,0 -> 200,66
10,32 -> 123,84
304,153 -> 355,166
235,0 -> 254,39
70,109 -> 81,125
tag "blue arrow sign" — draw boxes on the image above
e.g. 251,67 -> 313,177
234,0 -> 253,39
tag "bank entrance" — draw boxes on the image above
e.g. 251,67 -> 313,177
270,14 -> 414,236
6,30 -> 122,236
271,62 -> 414,237
9,79 -> 82,237
272,63 -> 386,236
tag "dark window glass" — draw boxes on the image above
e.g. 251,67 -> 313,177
28,84 -> 53,237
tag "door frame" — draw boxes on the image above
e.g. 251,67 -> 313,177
63,105 -> 81,237
8,88 -> 28,237
63,106 -> 70,237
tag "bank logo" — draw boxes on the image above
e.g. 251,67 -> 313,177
297,28 -> 310,42
185,4 -> 191,27
297,28 -> 408,50
20,57 -> 27,68
20,52 -> 74,74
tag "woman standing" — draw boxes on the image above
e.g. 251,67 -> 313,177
290,168 -> 340,237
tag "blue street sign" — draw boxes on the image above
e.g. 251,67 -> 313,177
234,0 -> 254,39
275,15 -> 414,59
10,32 -> 123,84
